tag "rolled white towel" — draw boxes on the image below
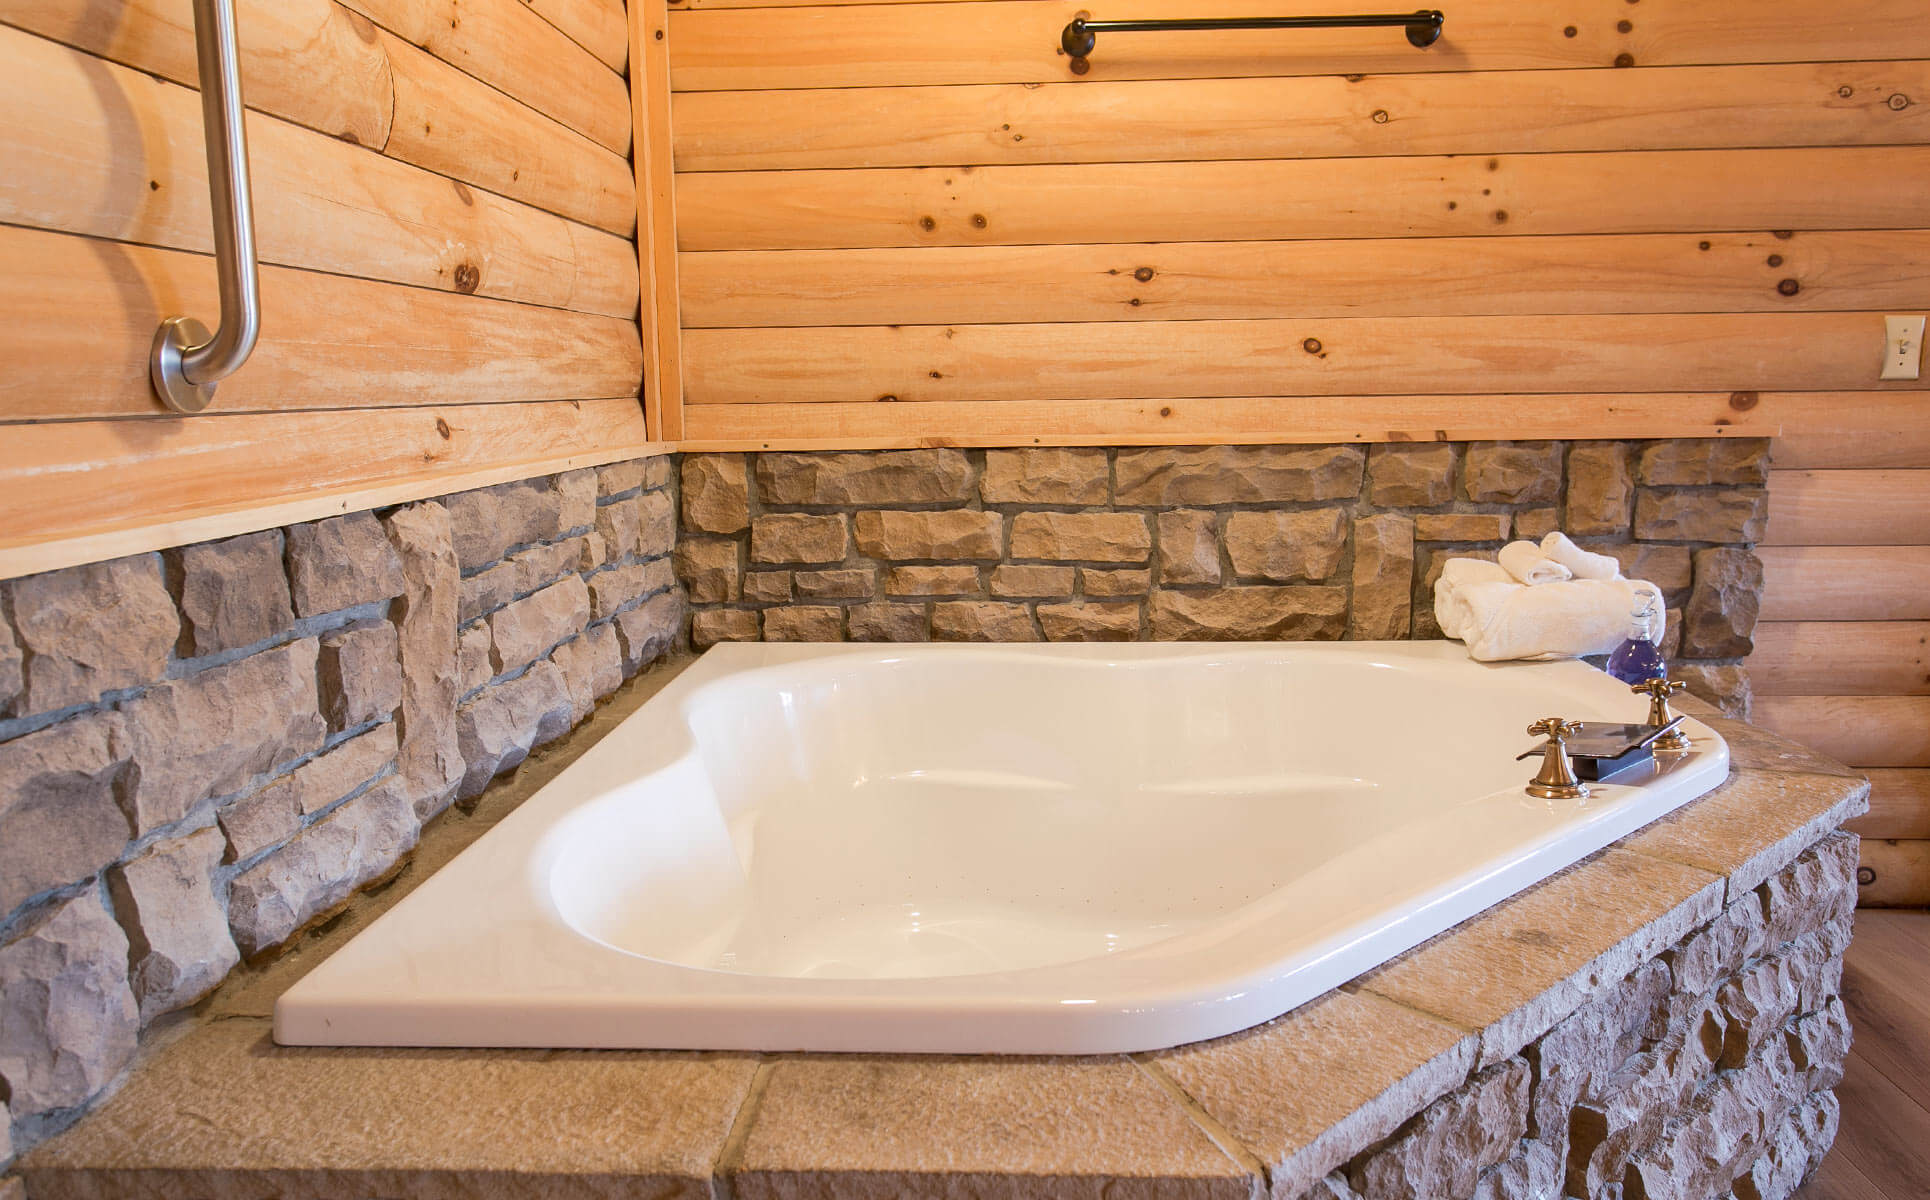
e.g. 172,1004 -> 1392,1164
1434,557 -> 1512,643
1498,540 -> 1573,586
1435,573 -> 1665,662
1541,531 -> 1622,581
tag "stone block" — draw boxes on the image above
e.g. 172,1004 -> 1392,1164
597,460 -> 645,498
1366,443 -> 1456,508
454,663 -> 574,800
847,603 -> 929,642
10,554 -> 177,714
1081,568 -> 1150,596
593,496 -> 642,562
0,712 -> 131,917
226,779 -> 421,957
1759,834 -> 1858,951
215,782 -> 300,866
441,480 -> 562,572
614,592 -> 681,672
1589,543 -> 1695,591
1468,1139 -> 1560,1200
1785,996 -> 1851,1093
1674,663 -> 1752,720
1665,893 -> 1768,1000
1009,511 -> 1150,563
285,512 -> 407,617
383,502 -> 465,822
750,514 -> 849,565
553,469 -> 597,533
1565,1011 -> 1721,1198
795,569 -> 875,600
1156,510 -> 1221,587
1413,512 -> 1510,542
1639,439 -> 1772,487
119,639 -> 327,835
742,571 -> 792,604
1683,548 -> 1763,658
1511,507 -> 1559,542
638,557 -> 675,598
680,455 -> 751,534
0,607 -> 21,717
487,576 -> 592,675
576,532 -> 608,573
763,607 -> 844,642
1224,509 -> 1349,581
638,489 -> 676,559
756,450 -> 974,507
1349,515 -> 1415,641
1621,1034 -> 1805,1200
1736,1090 -> 1837,1200
979,448 -> 1109,506
641,456 -> 673,491
260,724 -> 398,818
458,621 -> 493,696
586,561 -> 650,620
886,565 -> 981,597
171,531 -> 294,656
106,826 -> 237,1024
1528,959 -> 1671,1144
932,602 -> 1038,642
1150,587 -> 1347,641
675,538 -> 741,604
549,625 -> 623,725
1633,489 -> 1769,544
692,609 -> 761,649
1565,442 -> 1634,536
0,890 -> 138,1119
1038,603 -> 1141,641
1114,445 -> 1364,506
318,620 -> 402,731
989,565 -> 1075,598
458,539 -> 582,623
1463,442 -> 1563,505
854,510 -> 1002,561
1349,1058 -> 1529,1200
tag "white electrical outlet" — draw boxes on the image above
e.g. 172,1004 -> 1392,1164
1884,315 -> 1926,381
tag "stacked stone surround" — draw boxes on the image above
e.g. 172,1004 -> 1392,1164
674,441 -> 1769,716
0,455 -> 680,1161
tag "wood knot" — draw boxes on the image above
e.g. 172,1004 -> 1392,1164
1616,19 -> 1633,32
1777,278 -> 1801,296
1697,240 -> 1712,251
1159,406 -> 1173,417
452,180 -> 474,206
1767,254 -> 1784,267
1562,25 -> 1577,37
1838,85 -> 1854,98
1134,267 -> 1155,282
434,418 -> 453,440
1858,866 -> 1877,886
1302,337 -> 1323,355
1372,109 -> 1390,123
453,262 -> 481,293
1728,391 -> 1760,411
971,213 -> 988,228
1614,52 -> 1635,67
1890,93 -> 1912,111
919,216 -> 937,231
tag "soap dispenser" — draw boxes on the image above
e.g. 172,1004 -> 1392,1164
1606,588 -> 1667,685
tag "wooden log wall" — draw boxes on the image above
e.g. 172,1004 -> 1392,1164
0,0 -> 660,578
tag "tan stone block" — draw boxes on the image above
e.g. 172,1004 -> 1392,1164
1665,891 -> 1768,999
1633,488 -> 1769,543
1564,1013 -> 1719,1197
979,448 -> 1110,506
595,459 -> 644,498
675,538 -> 741,604
0,890 -> 137,1120
547,624 -> 623,725
285,512 -> 409,616
439,480 -> 562,573
1081,568 -> 1150,596
1360,848 -> 1725,1067
0,711 -> 131,915
1154,989 -> 1476,1200
1674,662 -> 1752,721
553,469 -> 597,534
216,784 -> 300,867
1565,443 -> 1633,536
732,1056 -> 1253,1200
383,503 -> 466,821
1366,443 -> 1456,508
1414,512 -> 1510,542
1511,507 -> 1560,542
1624,770 -> 1867,904
453,664 -> 573,801
1638,439 -> 1772,487
458,539 -> 583,624
854,509 -> 1002,561
585,561 -> 651,620
1038,602 -> 1141,641
794,569 -> 875,600
1584,542 -> 1694,591
756,449 -> 974,506
990,565 -> 1075,598
750,514 -> 849,565
317,620 -> 402,731
638,489 -> 676,559
593,495 -> 642,561
743,571 -> 793,604
1010,511 -> 1150,563
106,826 -> 238,1024
681,454 -> 751,534
1349,515 -> 1414,641
1115,445 -> 1363,506
763,606 -> 844,642
1224,508 -> 1348,581
259,723 -> 398,818
487,576 -> 592,675
1156,510 -> 1221,586
10,554 -> 178,714
1462,442 -> 1562,505
0,605 -> 21,717
693,609 -> 761,649
17,1019 -> 758,1199
932,602 -> 1038,642
171,531 -> 295,656
885,565 -> 981,597
613,593 -> 682,673
847,603 -> 929,642
641,455 -> 674,491
1149,587 -> 1347,641
457,621 -> 493,697
1529,959 -> 1672,1146
1683,547 -> 1762,657
1757,833 -> 1859,952
1348,1058 -> 1529,1200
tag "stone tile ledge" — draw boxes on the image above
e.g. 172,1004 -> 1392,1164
15,720 -> 1867,1200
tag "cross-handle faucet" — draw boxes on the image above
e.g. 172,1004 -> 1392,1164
1525,717 -> 1588,800
1632,678 -> 1693,751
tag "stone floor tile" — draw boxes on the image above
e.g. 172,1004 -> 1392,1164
1620,769 -> 1869,902
19,1020 -> 757,1200
1358,848 -> 1723,1070
1152,989 -> 1477,1200
731,1055 -> 1256,1200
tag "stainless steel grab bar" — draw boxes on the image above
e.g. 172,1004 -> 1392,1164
150,0 -> 260,414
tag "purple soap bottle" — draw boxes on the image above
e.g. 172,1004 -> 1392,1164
1606,590 -> 1667,685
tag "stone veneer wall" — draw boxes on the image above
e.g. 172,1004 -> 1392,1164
0,455 -> 681,1157
674,440 -> 1770,716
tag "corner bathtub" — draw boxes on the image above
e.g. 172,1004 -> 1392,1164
275,641 -> 1728,1055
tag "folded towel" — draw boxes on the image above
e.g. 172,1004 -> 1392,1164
1499,540 -> 1573,585
1435,563 -> 1665,661
1541,531 -> 1622,581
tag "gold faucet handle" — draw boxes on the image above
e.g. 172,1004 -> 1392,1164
1527,717 -> 1582,742
1630,677 -> 1686,701
1634,677 -> 1694,751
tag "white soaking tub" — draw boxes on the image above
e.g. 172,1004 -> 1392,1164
275,641 -> 1729,1055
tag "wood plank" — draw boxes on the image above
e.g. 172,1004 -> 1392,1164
0,226 -> 644,420
1759,547 -> 1930,622
666,0 -> 1930,91
0,0 -> 635,235
341,0 -> 631,153
0,400 -> 662,581
673,60 -> 1930,171
1791,1154 -> 1891,1200
632,0 -> 686,442
1847,771 -> 1930,840
524,0 -> 628,72
1750,623 -> 1930,697
1838,922 -> 1930,1107
678,393 -> 1780,450
1856,841 -> 1930,908
1763,393 -> 1930,470
683,313 -> 1911,406
1764,470 -> 1930,547
1751,696 -> 1930,768
0,25 -> 638,318
679,231 -> 1930,328
675,147 -> 1930,252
